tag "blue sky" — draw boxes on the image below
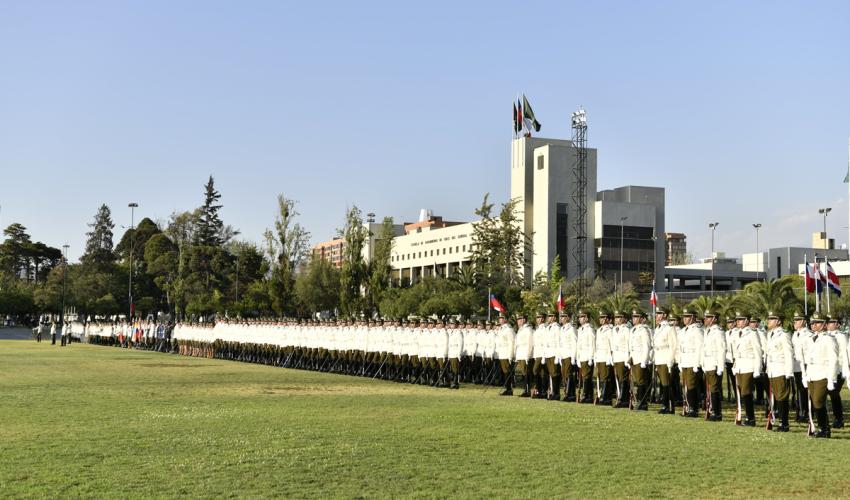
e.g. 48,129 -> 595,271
1,1 -> 849,261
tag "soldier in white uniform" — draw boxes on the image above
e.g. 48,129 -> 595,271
531,311 -> 549,398
677,308 -> 703,418
803,313 -> 839,438
594,311 -> 614,405
653,307 -> 678,414
514,313 -> 534,397
496,313 -> 516,396
447,319 -> 464,389
629,309 -> 652,410
610,311 -> 631,408
791,311 -> 813,423
732,311 -> 763,427
825,315 -> 847,428
701,309 -> 726,421
575,310 -> 596,404
544,311 -> 561,401
558,311 -> 578,402
765,311 -> 794,432
724,315 -> 737,402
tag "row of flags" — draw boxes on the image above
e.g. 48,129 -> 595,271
489,281 -> 659,316
805,260 -> 842,297
512,94 -> 541,137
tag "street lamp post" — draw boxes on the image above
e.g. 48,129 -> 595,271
619,216 -> 628,291
709,222 -> 719,296
819,208 -> 832,248
128,202 -> 138,319
60,244 -> 69,328
753,223 -> 762,281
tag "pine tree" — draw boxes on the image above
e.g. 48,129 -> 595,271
194,175 -> 223,247
339,206 -> 368,317
81,204 -> 116,268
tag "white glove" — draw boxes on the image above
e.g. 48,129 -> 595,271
640,362 -> 646,369
786,374 -> 793,380
572,360 -> 578,367
753,372 -> 761,379
625,363 -> 631,370
556,357 -> 561,365
802,379 -> 808,389
828,381 -> 835,392
667,363 -> 674,370
716,369 -> 722,376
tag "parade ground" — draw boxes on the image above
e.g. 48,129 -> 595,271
2,342 -> 849,498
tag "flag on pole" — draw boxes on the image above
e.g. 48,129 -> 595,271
827,262 -> 842,297
649,282 -> 658,307
556,288 -> 565,312
805,261 -> 819,293
513,101 -> 519,136
516,98 -> 523,135
490,294 -> 507,314
521,94 -> 542,133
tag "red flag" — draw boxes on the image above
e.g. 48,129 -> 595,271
490,294 -> 506,314
650,282 -> 658,307
556,289 -> 565,312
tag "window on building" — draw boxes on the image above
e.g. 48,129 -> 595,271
556,203 -> 569,277
537,155 -> 544,170
449,247 -> 452,254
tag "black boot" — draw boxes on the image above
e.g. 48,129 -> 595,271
775,400 -> 790,432
710,392 -> 723,421
743,395 -> 756,426
636,384 -> 649,411
500,373 -> 514,396
831,395 -> 844,428
815,407 -> 832,438
565,373 -> 577,402
520,379 -> 531,398
549,376 -> 561,401
657,385 -> 671,414
615,380 -> 629,408
685,389 -> 699,418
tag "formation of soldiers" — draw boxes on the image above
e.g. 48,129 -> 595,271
79,306 -> 850,438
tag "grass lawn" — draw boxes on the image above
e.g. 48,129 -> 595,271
1,341 -> 849,498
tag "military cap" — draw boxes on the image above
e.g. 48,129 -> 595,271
613,310 -> 625,318
735,311 -> 748,320
516,312 -> 526,320
547,310 -> 557,317
681,308 -> 695,317
704,308 -> 718,318
655,306 -> 667,315
448,318 -> 457,325
767,311 -> 782,320
810,312 -> 826,323
598,310 -> 611,319
827,314 -> 842,323
631,308 -> 646,318
668,312 -> 679,322
748,314 -> 760,322
792,311 -> 806,321
535,310 -> 546,318
559,309 -> 571,317
576,309 -> 589,318
725,315 -> 736,323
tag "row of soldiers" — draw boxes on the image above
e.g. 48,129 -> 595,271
82,307 -> 849,438
85,320 -> 174,352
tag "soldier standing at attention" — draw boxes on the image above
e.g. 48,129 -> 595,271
724,315 -> 737,402
544,311 -> 561,401
558,311 -> 578,402
610,311 -> 631,408
594,311 -> 614,405
701,309 -> 726,421
531,311 -> 548,398
677,308 -> 703,418
576,310 -> 596,404
514,313 -> 534,397
791,311 -> 812,423
804,313 -> 839,438
732,311 -> 763,427
496,313 -> 516,396
629,309 -> 652,411
447,319 -> 463,389
824,315 -> 847,429
765,311 -> 793,432
653,307 -> 677,414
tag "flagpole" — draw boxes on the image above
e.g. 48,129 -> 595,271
804,253 -> 808,317
815,254 -> 820,313
487,287 -> 491,322
826,255 -> 831,315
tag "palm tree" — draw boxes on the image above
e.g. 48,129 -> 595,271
741,276 -> 799,320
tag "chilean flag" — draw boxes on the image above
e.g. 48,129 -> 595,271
556,289 -> 565,312
649,281 -> 658,307
805,262 -> 824,294
827,262 -> 842,297
490,294 -> 506,314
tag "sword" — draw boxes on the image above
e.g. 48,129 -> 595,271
735,383 -> 743,426
807,393 -> 815,436
371,356 -> 389,380
765,385 -> 774,431
704,377 -> 711,421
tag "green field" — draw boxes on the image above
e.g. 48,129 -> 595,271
1,341 -> 848,498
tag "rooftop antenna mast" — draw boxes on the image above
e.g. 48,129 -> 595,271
571,107 -> 588,307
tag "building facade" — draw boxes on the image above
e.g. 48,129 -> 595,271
665,232 -> 687,265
